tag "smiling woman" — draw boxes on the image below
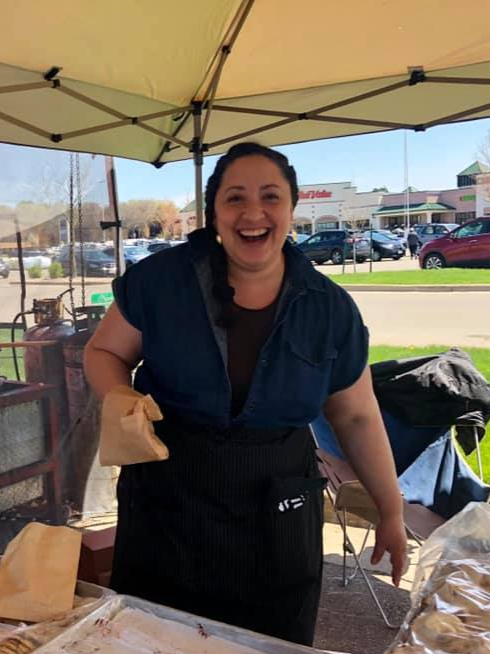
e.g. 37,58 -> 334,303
83,141 -> 406,646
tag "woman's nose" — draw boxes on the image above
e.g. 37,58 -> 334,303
241,200 -> 266,221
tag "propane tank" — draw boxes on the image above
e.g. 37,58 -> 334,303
63,305 -> 106,511
23,297 -> 75,438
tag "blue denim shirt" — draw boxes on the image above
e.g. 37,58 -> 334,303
113,229 -> 368,429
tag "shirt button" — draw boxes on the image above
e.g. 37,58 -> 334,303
261,359 -> 269,367
249,403 -> 255,410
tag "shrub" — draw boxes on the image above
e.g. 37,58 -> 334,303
28,264 -> 42,279
48,261 -> 63,279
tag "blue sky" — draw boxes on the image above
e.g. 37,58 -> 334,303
113,118 -> 490,208
1,118 -> 490,209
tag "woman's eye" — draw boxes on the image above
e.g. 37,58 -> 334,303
226,195 -> 243,204
263,193 -> 279,201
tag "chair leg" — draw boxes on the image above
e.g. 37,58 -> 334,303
342,508 -> 349,586
346,522 -> 372,583
474,427 -> 484,482
344,532 -> 399,630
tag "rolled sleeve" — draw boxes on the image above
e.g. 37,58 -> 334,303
112,266 -> 143,331
329,290 -> 369,395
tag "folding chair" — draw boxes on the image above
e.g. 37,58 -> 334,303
317,448 -> 446,629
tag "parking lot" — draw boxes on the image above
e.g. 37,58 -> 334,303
317,255 -> 420,275
1,256 -> 489,348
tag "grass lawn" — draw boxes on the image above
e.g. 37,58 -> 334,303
0,327 -> 25,381
370,345 -> 490,483
333,268 -> 490,286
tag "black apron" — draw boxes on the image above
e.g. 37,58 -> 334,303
110,420 -> 324,646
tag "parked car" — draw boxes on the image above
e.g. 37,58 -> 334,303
287,233 -> 310,245
57,250 -> 116,276
0,257 -> 10,278
9,250 -> 52,270
147,240 -> 172,254
363,231 -> 406,261
297,230 -> 370,264
416,223 -> 459,248
371,229 -> 407,252
419,216 -> 490,269
103,245 -> 150,268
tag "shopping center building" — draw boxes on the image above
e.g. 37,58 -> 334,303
292,161 -> 488,235
176,162 -> 488,237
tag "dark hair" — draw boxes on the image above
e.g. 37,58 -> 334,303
204,142 -> 299,326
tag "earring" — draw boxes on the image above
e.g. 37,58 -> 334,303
216,234 -> 222,245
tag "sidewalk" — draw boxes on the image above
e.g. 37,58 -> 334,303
315,518 -> 415,654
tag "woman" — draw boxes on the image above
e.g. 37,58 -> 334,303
84,142 -> 406,646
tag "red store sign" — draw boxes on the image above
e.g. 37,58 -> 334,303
299,189 -> 332,200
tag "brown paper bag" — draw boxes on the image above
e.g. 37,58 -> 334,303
99,385 -> 169,466
0,523 -> 82,622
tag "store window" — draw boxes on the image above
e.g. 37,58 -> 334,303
317,221 -> 338,230
455,211 -> 476,224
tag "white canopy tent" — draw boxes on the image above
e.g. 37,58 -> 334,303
2,0 -> 490,223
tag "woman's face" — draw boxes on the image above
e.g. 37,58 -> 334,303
213,155 -> 294,274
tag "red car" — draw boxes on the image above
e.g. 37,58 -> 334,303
419,217 -> 490,269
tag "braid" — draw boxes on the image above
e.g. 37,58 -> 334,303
205,228 -> 235,327
204,142 -> 299,327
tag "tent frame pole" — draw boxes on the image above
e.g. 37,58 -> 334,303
192,101 -> 204,229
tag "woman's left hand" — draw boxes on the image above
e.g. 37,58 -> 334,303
371,514 -> 408,587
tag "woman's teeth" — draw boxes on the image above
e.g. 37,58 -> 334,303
238,228 -> 270,241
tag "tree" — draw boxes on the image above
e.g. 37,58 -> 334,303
372,186 -> 389,192
119,199 -> 180,238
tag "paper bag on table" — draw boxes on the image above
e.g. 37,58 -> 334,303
0,523 -> 82,622
99,385 -> 169,466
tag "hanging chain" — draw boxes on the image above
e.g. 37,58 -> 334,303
76,153 -> 86,308
68,153 -> 76,319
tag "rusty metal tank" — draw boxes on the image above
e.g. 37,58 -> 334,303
23,298 -> 75,439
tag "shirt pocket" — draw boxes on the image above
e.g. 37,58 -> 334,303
280,339 -> 338,413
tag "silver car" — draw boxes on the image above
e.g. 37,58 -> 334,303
416,223 -> 459,247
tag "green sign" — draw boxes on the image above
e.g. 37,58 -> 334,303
91,291 -> 114,308
460,194 -> 476,201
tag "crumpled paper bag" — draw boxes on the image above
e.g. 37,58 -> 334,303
0,523 -> 82,622
99,385 -> 169,466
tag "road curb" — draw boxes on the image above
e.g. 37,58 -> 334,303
8,280 -> 490,292
340,284 -> 490,292
9,280 -> 109,286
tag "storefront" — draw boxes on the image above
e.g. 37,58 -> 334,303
293,183 -> 381,234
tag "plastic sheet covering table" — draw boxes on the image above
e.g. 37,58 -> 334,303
34,594 -> 350,654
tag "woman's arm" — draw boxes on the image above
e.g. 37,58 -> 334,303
83,302 -> 142,399
323,365 -> 407,586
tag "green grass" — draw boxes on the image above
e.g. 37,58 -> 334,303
0,328 -> 25,380
332,268 -> 490,286
369,345 -> 490,483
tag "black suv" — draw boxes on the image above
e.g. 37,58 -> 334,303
57,249 -> 116,277
297,230 -> 370,265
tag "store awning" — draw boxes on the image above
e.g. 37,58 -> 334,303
375,202 -> 456,215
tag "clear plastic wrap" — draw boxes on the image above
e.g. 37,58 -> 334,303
34,594 -> 346,654
385,502 -> 490,654
0,581 -> 114,654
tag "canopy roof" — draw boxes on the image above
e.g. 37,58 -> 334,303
2,0 -> 490,166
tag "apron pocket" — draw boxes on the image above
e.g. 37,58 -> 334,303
262,476 -> 324,590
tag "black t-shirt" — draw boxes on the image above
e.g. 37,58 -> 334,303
228,300 -> 278,416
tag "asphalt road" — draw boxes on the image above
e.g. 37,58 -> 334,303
1,261 -> 489,347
